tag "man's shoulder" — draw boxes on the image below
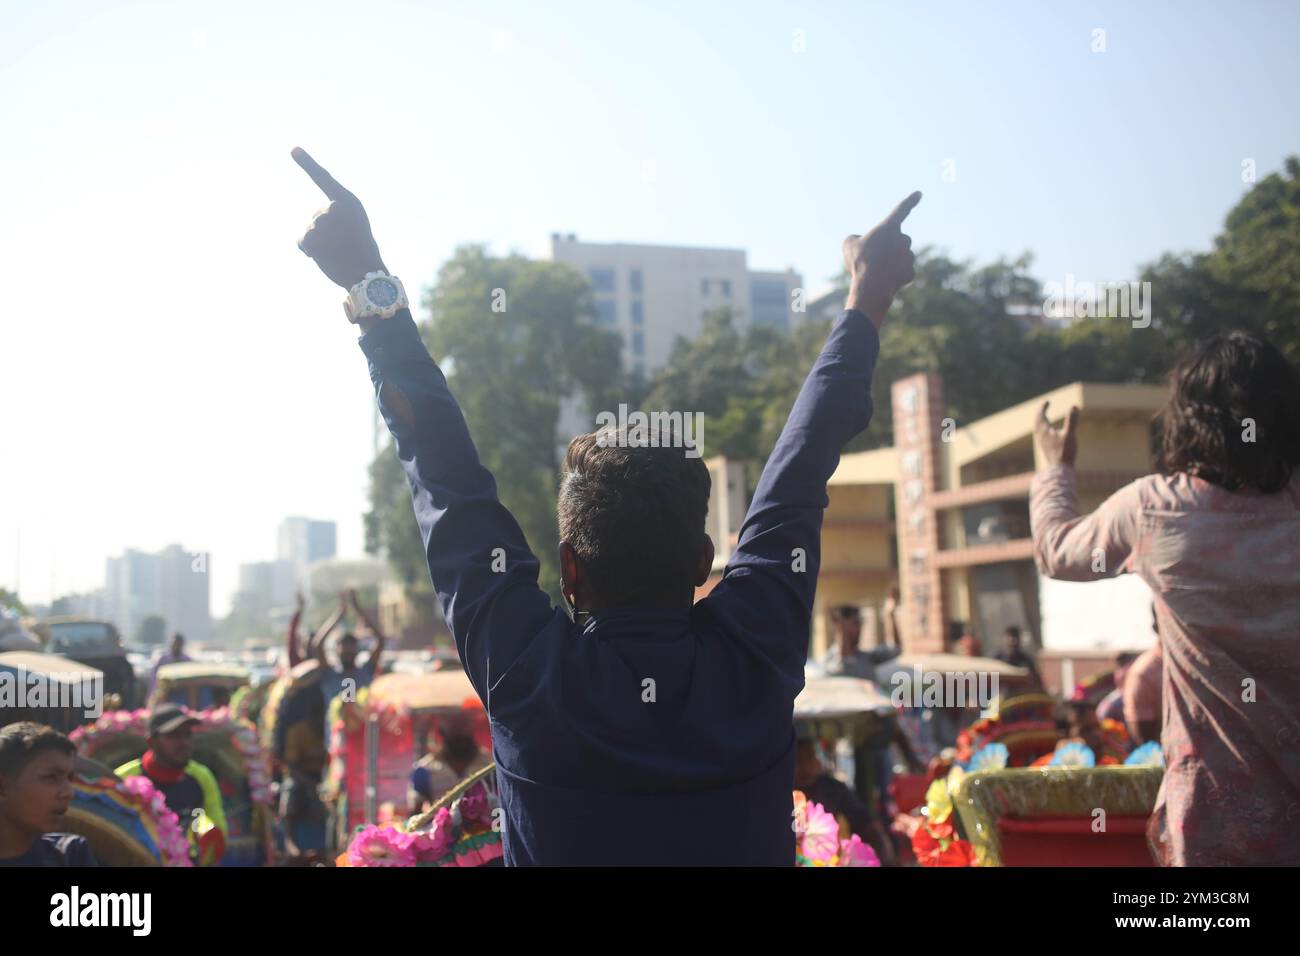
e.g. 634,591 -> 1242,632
30,833 -> 96,867
184,760 -> 220,786
47,833 -> 96,866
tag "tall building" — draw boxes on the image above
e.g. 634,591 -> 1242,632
104,549 -> 159,643
546,234 -> 805,377
103,544 -> 211,644
236,559 -> 298,611
158,544 -> 212,644
277,517 -> 337,577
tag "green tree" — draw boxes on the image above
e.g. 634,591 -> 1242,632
0,588 -> 26,615
1144,156 -> 1300,364
366,245 -> 623,601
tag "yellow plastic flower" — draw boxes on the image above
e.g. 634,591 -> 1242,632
925,778 -> 952,824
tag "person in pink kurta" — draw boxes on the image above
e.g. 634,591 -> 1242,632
1030,331 -> 1300,866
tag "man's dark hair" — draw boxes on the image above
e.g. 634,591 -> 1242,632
1156,331 -> 1300,493
1004,626 -> 1021,640
1116,651 -> 1139,668
558,424 -> 711,606
830,605 -> 861,621
0,722 -> 75,778
339,632 -> 358,646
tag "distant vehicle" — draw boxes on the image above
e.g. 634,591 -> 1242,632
0,651 -> 105,732
152,660 -> 251,709
30,618 -> 137,708
0,608 -> 42,652
247,664 -> 277,688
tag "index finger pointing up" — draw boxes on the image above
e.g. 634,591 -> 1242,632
292,146 -> 350,202
884,190 -> 923,229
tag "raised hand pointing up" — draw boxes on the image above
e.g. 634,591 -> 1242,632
292,147 -> 387,290
843,190 -> 922,328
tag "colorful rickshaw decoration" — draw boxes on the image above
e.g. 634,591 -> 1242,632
949,765 -> 1164,866
338,763 -> 503,868
322,669 -> 491,851
66,759 -> 193,867
70,706 -> 275,866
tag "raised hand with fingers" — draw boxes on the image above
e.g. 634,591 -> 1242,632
1035,401 -> 1080,467
843,190 -> 921,327
292,147 -> 387,290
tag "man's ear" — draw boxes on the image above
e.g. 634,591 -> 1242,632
694,534 -> 716,587
558,541 -> 581,597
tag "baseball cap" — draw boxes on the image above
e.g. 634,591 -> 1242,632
149,703 -> 201,736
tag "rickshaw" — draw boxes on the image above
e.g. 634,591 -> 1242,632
27,618 -> 138,708
875,653 -> 1034,806
151,660 -> 250,710
65,756 -> 193,867
230,680 -> 272,727
71,707 -> 276,866
0,651 -> 112,733
794,674 -> 895,745
323,669 -> 490,852
338,760 -> 503,868
261,659 -> 319,753
793,675 -> 898,865
950,765 -> 1163,866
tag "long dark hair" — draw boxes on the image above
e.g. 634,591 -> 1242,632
1156,332 -> 1300,493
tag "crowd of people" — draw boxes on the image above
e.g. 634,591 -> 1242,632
1,149 -> 1297,867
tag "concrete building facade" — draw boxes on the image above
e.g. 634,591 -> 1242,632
699,375 -> 1169,692
546,234 -> 804,378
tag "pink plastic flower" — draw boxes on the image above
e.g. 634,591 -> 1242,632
838,834 -> 881,867
799,801 -> 840,864
348,826 -> 416,868
458,785 -> 491,826
399,825 -> 454,863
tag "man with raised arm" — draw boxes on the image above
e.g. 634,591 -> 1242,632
291,147 -> 918,865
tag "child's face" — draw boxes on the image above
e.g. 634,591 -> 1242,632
0,749 -> 76,836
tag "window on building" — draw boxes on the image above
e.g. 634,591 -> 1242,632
631,300 -> 644,325
589,267 -> 616,293
629,269 -> 643,294
721,279 -> 731,298
750,277 -> 790,332
594,299 -> 617,326
631,330 -> 645,356
701,278 -> 710,295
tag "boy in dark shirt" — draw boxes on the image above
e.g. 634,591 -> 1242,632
0,722 -> 98,867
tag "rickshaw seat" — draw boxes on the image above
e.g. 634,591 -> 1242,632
997,815 -> 1154,866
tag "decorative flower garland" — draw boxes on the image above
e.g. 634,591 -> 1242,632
956,718 -> 1058,763
906,774 -> 975,866
338,779 -> 504,868
74,773 -> 193,867
71,707 -> 273,807
792,791 -> 881,867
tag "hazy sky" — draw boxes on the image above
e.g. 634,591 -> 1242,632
2,0 -> 1297,616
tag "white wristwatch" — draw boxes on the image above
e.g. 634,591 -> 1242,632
345,271 -> 409,323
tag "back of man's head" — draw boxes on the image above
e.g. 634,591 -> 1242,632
558,423 -> 711,608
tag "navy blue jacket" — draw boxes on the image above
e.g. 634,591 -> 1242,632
359,306 -> 879,865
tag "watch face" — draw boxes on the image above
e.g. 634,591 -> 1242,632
366,277 -> 399,308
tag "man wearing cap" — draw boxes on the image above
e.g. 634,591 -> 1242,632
115,704 -> 228,865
